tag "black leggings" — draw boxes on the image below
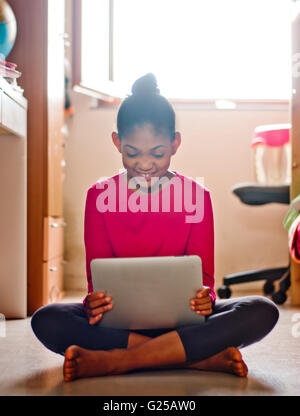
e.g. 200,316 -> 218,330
31,295 -> 279,363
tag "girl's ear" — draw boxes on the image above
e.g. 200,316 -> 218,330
171,132 -> 181,155
112,131 -> 122,153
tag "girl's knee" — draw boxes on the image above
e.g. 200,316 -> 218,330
31,304 -> 53,338
240,295 -> 279,329
31,303 -> 74,354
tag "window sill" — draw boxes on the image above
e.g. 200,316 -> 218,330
170,98 -> 290,111
73,84 -> 290,111
73,84 -> 122,106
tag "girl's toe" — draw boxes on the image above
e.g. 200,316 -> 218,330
64,360 -> 74,369
64,369 -> 76,382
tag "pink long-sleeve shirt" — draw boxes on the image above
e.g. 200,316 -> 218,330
83,170 -> 216,303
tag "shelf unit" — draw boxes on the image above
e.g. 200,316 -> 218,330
9,0 -> 66,315
0,77 -> 27,318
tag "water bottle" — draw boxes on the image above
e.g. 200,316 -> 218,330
251,123 -> 291,185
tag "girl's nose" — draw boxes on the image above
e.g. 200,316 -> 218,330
136,160 -> 154,172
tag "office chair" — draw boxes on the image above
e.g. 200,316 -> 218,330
217,183 -> 290,305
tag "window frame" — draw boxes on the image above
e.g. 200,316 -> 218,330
71,0 -> 290,110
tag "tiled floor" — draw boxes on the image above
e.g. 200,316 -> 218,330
1,290 -> 299,396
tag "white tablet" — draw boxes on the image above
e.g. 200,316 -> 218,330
91,255 -> 205,330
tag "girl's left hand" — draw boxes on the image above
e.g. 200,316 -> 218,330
190,286 -> 213,316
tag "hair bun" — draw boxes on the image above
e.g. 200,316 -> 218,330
131,73 -> 160,96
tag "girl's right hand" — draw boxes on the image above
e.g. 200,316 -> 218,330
84,292 -> 114,325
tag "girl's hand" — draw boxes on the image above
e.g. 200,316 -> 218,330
190,286 -> 213,316
84,292 -> 114,325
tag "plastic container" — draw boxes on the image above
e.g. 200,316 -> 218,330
251,123 -> 291,185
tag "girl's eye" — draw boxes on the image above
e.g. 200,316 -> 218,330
127,153 -> 164,158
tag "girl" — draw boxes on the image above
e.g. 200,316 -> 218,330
31,73 -> 279,382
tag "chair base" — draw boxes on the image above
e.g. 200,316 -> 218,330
217,265 -> 290,305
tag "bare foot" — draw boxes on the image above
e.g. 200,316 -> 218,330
63,345 -> 124,382
186,347 -> 248,377
63,345 -> 248,382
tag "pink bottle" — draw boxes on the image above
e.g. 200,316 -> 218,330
251,123 -> 291,185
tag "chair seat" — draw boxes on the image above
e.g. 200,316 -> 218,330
232,183 -> 290,205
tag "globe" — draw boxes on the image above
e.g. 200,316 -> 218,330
0,0 -> 17,60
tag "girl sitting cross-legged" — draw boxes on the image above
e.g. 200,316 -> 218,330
31,73 -> 279,382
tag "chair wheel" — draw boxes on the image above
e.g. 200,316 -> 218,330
217,286 -> 232,299
263,280 -> 275,295
279,276 -> 290,292
272,290 -> 287,305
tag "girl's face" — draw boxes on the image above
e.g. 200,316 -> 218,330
112,123 -> 181,187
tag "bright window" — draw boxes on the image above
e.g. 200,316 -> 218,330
80,0 -> 292,100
